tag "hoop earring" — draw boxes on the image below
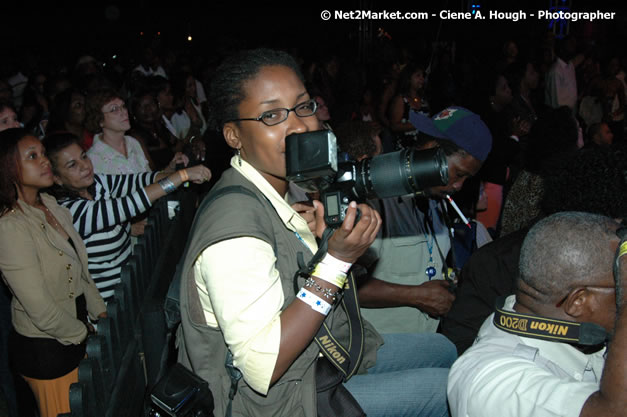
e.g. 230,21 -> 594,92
236,148 -> 242,166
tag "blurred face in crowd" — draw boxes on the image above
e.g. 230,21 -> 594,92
223,65 -> 318,191
101,98 -> 130,133
0,107 -> 20,132
68,93 -> 86,126
595,123 -> 614,146
51,143 -> 95,192
157,83 -> 174,111
185,75 -> 197,99
17,135 -> 53,192
134,94 -> 159,125
314,96 -> 330,122
492,75 -> 513,108
524,63 -> 539,90
410,69 -> 425,91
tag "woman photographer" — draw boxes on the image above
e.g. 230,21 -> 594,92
0,128 -> 106,417
175,48 -> 453,417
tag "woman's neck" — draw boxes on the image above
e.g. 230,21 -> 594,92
17,187 -> 41,207
101,129 -> 127,155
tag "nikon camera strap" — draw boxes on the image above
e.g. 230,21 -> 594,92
294,228 -> 365,381
493,296 -> 609,346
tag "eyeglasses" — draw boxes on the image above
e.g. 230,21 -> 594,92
103,103 -> 127,114
227,99 -> 318,127
555,285 -> 615,308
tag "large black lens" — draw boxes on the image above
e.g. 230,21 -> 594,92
355,148 -> 448,199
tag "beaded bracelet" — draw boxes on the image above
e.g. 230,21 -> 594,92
158,177 -> 177,194
312,262 -> 347,289
304,277 -> 341,302
297,288 -> 332,315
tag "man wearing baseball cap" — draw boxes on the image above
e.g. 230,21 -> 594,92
358,106 -> 492,335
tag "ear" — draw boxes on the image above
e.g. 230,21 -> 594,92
223,123 -> 242,150
563,287 -> 590,319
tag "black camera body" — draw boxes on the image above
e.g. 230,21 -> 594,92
285,130 -> 449,227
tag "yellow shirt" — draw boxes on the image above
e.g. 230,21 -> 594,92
193,156 -> 317,394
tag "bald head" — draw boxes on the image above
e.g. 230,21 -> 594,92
519,212 -> 620,303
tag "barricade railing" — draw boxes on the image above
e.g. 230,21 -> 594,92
58,189 -> 198,417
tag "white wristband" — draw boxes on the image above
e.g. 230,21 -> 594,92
297,288 -> 332,315
321,253 -> 352,274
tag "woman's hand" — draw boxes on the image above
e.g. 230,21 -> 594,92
181,165 -> 212,184
131,219 -> 147,236
327,201 -> 381,263
292,200 -> 326,239
166,152 -> 190,173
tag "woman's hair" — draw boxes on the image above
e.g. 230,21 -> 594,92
0,101 -> 17,115
0,128 -> 30,214
84,89 -> 122,134
41,132 -> 81,172
335,120 -> 381,160
396,62 -> 424,96
208,48 -> 305,131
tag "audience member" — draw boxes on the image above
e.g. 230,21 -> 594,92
448,211 -> 625,417
545,36 -> 578,111
43,132 -> 211,302
357,107 -> 492,336
0,128 -> 106,417
46,89 -> 92,149
586,122 -> 614,148
499,106 -> 580,237
388,62 -> 427,149
0,103 -> 20,132
441,145 -> 627,354
85,89 -> 151,174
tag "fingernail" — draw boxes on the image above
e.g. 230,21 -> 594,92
350,201 -> 357,208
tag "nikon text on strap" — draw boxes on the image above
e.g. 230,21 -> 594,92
493,297 -> 609,346
294,228 -> 365,380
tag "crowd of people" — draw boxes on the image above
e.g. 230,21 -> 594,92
0,26 -> 625,417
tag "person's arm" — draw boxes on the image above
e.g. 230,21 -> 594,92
358,276 -> 454,316
388,95 -> 416,133
0,221 -> 88,344
272,202 -> 381,383
201,202 -> 380,393
66,166 -> 211,236
580,248 -> 627,417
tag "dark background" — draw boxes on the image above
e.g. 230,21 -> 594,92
1,0 -> 625,67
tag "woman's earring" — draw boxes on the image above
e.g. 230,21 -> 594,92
237,148 -> 242,166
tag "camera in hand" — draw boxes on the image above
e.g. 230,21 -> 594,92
285,130 -> 449,227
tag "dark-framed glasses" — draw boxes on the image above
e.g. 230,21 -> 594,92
555,285 -> 615,308
227,98 -> 318,126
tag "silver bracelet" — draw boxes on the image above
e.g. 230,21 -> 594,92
304,277 -> 341,301
158,177 -> 177,194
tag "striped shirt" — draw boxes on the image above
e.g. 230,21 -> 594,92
59,172 -> 157,302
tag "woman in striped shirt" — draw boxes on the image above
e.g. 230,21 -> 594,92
42,132 -> 211,302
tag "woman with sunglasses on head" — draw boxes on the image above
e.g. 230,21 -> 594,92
176,49 -> 451,417
43,132 -> 211,303
0,128 -> 106,417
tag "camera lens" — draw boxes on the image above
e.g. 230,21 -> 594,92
356,147 -> 449,199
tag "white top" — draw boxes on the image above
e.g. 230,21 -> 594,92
545,57 -> 578,110
448,295 -> 604,417
87,135 -> 150,175
193,156 -> 317,394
